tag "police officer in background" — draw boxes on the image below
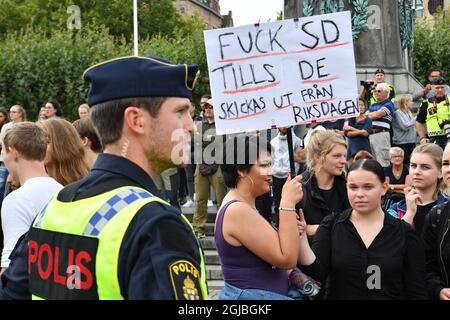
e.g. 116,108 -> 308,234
0,56 -> 208,300
359,68 -> 396,107
416,77 -> 450,150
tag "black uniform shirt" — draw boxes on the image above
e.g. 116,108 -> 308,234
300,210 -> 428,300
0,153 -> 205,300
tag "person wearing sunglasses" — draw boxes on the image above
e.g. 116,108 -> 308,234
367,83 -> 396,167
359,69 -> 396,107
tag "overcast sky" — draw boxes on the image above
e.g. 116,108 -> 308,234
220,0 -> 284,27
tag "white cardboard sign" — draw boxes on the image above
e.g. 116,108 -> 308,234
204,11 -> 359,135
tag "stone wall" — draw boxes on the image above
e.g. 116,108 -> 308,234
283,0 -> 424,105
175,0 -> 223,29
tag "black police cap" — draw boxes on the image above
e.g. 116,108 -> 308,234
431,76 -> 446,85
83,56 -> 200,106
374,68 -> 385,75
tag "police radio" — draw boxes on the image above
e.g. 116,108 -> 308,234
439,119 -> 450,141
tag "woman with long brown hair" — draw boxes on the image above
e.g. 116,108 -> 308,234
39,118 -> 89,185
388,143 -> 448,234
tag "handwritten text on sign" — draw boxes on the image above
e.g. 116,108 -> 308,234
204,11 -> 359,135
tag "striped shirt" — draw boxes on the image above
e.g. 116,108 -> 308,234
369,99 -> 395,130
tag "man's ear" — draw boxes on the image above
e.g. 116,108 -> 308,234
7,147 -> 20,161
123,107 -> 145,135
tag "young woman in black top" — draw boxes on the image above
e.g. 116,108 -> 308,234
388,143 -> 448,235
298,159 -> 427,300
298,130 -> 350,237
422,142 -> 450,300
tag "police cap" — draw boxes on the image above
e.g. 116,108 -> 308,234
431,76 -> 446,85
83,56 -> 200,106
374,68 -> 385,75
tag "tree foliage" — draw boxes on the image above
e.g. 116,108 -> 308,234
0,0 -> 183,40
413,11 -> 450,84
0,17 -> 209,121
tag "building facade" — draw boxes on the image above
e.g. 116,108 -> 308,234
175,0 -> 233,28
414,0 -> 449,19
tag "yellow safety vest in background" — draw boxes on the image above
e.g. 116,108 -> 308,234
425,99 -> 450,137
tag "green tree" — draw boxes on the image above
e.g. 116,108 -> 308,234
0,0 -> 183,40
414,11 -> 450,84
0,18 -> 209,121
0,25 -> 130,120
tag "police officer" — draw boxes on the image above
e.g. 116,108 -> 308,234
360,68 -> 396,107
0,56 -> 208,300
416,76 -> 450,150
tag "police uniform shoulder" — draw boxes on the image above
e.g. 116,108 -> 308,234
134,200 -> 189,227
131,202 -> 197,251
118,202 -> 204,300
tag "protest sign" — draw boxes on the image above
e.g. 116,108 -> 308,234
204,11 -> 358,135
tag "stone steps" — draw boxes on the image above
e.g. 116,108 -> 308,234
206,265 -> 223,280
181,206 -> 218,223
184,206 -> 223,290
204,249 -> 221,265
199,236 -> 216,250
207,280 -> 225,290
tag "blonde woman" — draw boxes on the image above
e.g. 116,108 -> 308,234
392,95 -> 417,164
388,143 -> 448,234
422,142 -> 450,300
78,103 -> 90,119
39,118 -> 90,185
0,105 -> 26,163
1,105 -> 26,135
298,130 -> 350,237
385,147 -> 411,193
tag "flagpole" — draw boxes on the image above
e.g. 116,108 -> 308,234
133,0 -> 138,56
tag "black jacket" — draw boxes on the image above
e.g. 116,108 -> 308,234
422,201 -> 450,299
297,172 -> 350,226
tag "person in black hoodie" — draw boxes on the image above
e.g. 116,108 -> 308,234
422,142 -> 450,300
297,130 -> 350,238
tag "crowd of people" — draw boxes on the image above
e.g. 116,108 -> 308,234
0,57 -> 448,300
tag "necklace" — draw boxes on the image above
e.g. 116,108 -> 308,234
392,167 -> 402,179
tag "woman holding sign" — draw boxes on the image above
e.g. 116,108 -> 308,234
215,134 -> 304,300
297,130 -> 350,238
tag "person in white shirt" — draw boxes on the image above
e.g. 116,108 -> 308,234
303,121 -> 326,149
270,127 -> 305,216
1,122 -> 63,271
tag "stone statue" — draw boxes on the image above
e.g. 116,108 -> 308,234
284,0 -> 422,102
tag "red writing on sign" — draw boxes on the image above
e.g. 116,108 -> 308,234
28,240 -> 93,290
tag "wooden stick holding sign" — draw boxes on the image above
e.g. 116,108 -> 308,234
286,127 -> 296,177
